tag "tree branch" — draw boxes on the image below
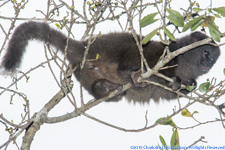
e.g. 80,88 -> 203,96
20,78 -> 73,150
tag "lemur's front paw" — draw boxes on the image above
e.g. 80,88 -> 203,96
171,77 -> 181,91
131,69 -> 148,88
183,79 -> 197,91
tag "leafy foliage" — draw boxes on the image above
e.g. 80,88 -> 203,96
207,16 -> 222,42
166,8 -> 184,27
170,129 -> 179,148
142,29 -> 158,44
140,4 -> 225,43
182,15 -> 204,32
213,7 -> 225,17
186,85 -> 196,92
159,136 -> 168,150
199,82 -> 210,93
156,117 -> 176,128
158,121 -> 180,149
163,26 -> 176,41
140,12 -> 158,28
181,109 -> 199,117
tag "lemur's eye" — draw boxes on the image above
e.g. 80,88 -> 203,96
204,50 -> 210,57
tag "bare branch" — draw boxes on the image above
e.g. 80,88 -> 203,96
20,77 -> 73,150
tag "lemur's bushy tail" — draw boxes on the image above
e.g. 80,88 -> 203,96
1,21 -> 84,72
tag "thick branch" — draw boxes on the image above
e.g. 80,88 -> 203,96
44,88 -> 123,123
20,80 -> 73,150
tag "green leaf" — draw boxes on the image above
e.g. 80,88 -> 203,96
159,136 -> 168,150
213,13 -> 221,18
166,8 -> 183,18
193,7 -> 203,13
208,8 -> 213,13
199,82 -> 210,92
159,32 -> 170,45
192,111 -> 199,115
170,129 -> 179,148
213,7 -> 225,17
224,68 -> 225,75
196,2 -> 200,8
158,144 -> 164,150
166,8 -> 184,27
142,29 -> 158,44
166,15 -> 184,27
181,109 -> 192,117
182,15 -> 204,32
208,17 -> 222,42
190,19 -> 204,31
26,76 -> 30,83
186,85 -> 196,92
140,12 -> 158,28
55,23 -> 61,29
156,117 -> 177,127
163,26 -> 176,41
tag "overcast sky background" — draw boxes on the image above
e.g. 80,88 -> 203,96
0,0 -> 225,150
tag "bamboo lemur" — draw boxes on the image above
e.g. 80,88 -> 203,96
1,22 -> 220,103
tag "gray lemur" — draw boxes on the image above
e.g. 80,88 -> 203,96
1,22 -> 220,103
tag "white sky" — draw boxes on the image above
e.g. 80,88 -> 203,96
0,0 -> 225,150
